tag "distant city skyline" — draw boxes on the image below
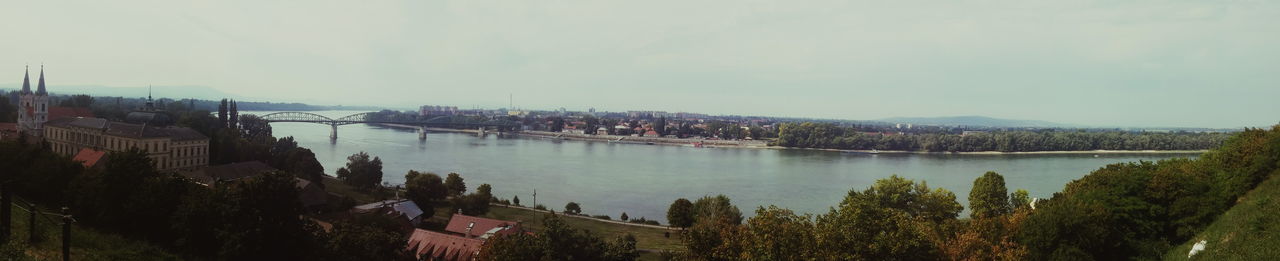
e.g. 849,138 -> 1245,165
4,1 -> 1278,128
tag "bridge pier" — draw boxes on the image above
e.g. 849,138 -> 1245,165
330,124 -> 338,140
418,126 -> 427,140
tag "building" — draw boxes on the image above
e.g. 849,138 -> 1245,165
178,161 -> 329,210
71,148 -> 108,169
43,117 -> 209,171
0,123 -> 16,140
420,105 -> 459,116
405,229 -> 484,261
444,214 -> 524,239
354,199 -> 427,229
403,214 -> 525,260
16,66 -> 49,136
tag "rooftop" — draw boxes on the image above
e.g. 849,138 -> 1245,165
445,213 -> 521,238
405,229 -> 483,261
72,148 -> 107,168
45,117 -> 207,141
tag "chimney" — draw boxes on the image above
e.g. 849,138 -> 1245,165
465,222 -> 475,239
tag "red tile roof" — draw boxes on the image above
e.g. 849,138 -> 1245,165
46,107 -> 94,121
72,148 -> 107,168
445,214 -> 520,238
405,229 -> 484,261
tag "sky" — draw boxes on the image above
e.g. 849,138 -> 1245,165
2,0 -> 1278,128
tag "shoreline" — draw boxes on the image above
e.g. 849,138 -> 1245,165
372,123 -> 1206,155
790,147 -> 1207,155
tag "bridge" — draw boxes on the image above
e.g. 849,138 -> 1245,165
257,112 -> 521,140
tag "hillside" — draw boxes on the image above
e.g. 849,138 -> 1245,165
4,199 -> 181,260
879,115 -> 1071,128
1165,171 -> 1280,260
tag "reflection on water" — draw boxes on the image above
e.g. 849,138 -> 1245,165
253,111 -> 1197,222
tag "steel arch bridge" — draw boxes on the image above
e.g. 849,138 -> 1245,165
257,112 -> 521,140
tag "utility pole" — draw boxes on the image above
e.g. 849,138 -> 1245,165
62,207 -> 70,261
532,189 -> 537,209
1,183 -> 10,244
28,203 -> 37,243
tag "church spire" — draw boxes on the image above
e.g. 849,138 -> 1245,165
20,65 -> 31,94
36,64 -> 47,95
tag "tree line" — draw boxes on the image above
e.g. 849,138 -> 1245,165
0,103 -> 410,259
636,124 -> 1280,260
775,122 -> 1230,152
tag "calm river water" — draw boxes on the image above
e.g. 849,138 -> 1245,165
254,111 -> 1197,223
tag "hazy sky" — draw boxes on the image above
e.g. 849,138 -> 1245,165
3,1 -> 1277,128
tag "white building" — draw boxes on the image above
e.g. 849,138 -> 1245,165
16,66 -> 50,136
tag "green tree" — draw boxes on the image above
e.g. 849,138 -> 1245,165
229,99 -> 239,128
476,232 -> 543,260
811,175 -> 961,260
445,173 -> 466,197
218,98 -> 228,127
970,171 -> 1011,218
477,183 -> 493,201
451,193 -> 491,216
404,170 -> 446,218
740,206 -> 816,260
477,214 -> 637,261
1009,189 -> 1031,210
512,195 -> 521,206
654,117 -> 667,135
692,195 -> 743,225
336,152 -> 383,191
65,94 -> 94,107
620,212 -> 629,221
325,216 -> 406,260
565,202 -> 582,215
667,198 -> 695,228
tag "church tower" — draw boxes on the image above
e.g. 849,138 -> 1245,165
17,65 -> 50,136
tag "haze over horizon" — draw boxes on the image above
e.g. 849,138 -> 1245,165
4,1 -> 1278,128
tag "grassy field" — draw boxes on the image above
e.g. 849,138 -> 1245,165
321,176 -> 397,204
1165,171 -> 1280,260
430,205 -> 686,252
3,202 -> 181,261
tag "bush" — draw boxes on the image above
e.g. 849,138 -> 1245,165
592,215 -> 613,220
565,202 -> 582,215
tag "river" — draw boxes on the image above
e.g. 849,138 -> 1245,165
253,111 -> 1198,223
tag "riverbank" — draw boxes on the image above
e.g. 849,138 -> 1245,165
425,204 -> 684,252
373,122 -> 1203,154
792,147 -> 1209,155
517,130 -> 770,148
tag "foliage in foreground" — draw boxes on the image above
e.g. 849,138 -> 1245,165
671,125 -> 1280,260
476,214 -> 639,261
1164,168 -> 1280,260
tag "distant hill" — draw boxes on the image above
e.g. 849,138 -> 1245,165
0,84 -> 244,100
878,116 -> 1073,128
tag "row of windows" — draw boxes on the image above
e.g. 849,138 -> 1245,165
48,127 -> 171,153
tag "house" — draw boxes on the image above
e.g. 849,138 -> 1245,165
405,229 -> 484,261
46,107 -> 94,121
294,178 -> 328,210
444,213 -> 523,239
177,161 -> 276,185
178,161 -> 328,210
71,148 -> 107,169
354,199 -> 426,229
0,123 -> 17,140
596,127 -> 610,135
